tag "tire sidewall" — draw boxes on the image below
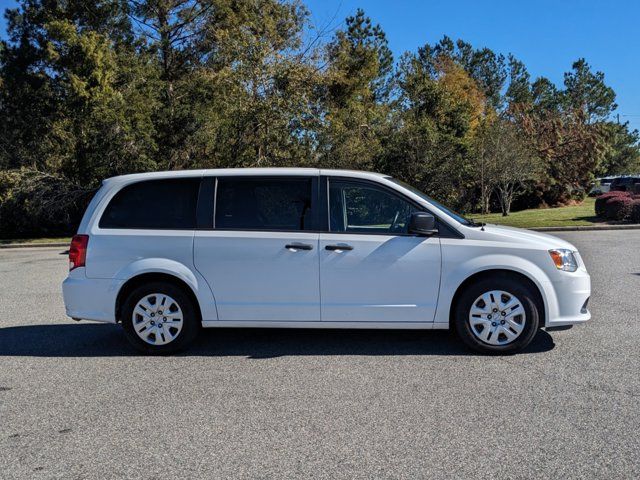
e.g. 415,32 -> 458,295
121,282 -> 199,355
455,277 -> 540,354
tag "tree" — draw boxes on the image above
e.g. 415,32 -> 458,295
507,61 -> 624,206
0,0 -> 157,235
128,0 -> 210,169
531,77 -> 560,112
473,119 -> 541,216
599,122 -> 640,175
317,8 -> 393,170
513,103 -> 604,205
416,36 -> 506,109
380,49 -> 488,211
130,0 -> 318,170
43,19 -> 160,182
0,0 -> 136,172
563,58 -> 616,123
505,54 -> 532,107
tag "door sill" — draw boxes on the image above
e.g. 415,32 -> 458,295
201,320 -> 447,330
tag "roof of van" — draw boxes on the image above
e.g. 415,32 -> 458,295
102,168 -> 389,185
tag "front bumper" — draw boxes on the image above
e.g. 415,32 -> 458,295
62,269 -> 124,323
543,270 -> 591,327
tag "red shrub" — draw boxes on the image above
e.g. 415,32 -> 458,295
601,190 -> 630,199
604,196 -> 634,221
595,191 -> 631,217
630,199 -> 640,224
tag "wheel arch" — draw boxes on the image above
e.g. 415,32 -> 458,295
448,269 -> 546,330
115,272 -> 203,324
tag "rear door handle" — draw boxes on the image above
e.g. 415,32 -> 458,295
285,243 -> 314,251
325,244 -> 353,251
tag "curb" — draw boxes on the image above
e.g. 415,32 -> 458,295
531,224 -> 640,232
0,242 -> 69,249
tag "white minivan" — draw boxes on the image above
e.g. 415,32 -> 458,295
62,168 -> 591,354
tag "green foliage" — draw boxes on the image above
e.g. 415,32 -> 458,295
599,122 -> 640,175
415,36 -> 506,109
563,59 -> 617,123
317,8 -> 393,170
505,55 -> 532,106
378,49 -> 483,211
0,1 -> 638,235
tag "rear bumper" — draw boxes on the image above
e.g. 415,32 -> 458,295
543,271 -> 591,327
62,270 -> 123,323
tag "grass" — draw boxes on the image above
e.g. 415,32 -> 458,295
472,197 -> 600,228
0,237 -> 71,245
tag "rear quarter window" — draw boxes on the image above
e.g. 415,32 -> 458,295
99,178 -> 200,229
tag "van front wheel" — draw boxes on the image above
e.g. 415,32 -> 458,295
121,282 -> 199,355
454,277 -> 540,354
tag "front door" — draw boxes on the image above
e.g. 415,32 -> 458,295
320,179 -> 441,323
194,176 -> 320,322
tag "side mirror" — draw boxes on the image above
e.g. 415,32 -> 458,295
408,212 -> 438,236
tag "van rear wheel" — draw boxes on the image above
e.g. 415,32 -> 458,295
121,282 -> 199,355
454,277 -> 540,354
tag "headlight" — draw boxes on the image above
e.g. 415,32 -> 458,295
549,249 -> 578,272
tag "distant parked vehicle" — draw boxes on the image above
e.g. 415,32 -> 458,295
589,177 -> 615,196
62,168 -> 591,355
609,176 -> 640,193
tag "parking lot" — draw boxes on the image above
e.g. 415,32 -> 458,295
0,230 -> 639,479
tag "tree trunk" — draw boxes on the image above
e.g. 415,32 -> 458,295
481,185 -> 491,215
498,184 -> 514,216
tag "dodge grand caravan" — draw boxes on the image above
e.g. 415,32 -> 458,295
62,168 -> 591,354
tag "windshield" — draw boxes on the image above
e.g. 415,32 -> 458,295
385,177 -> 473,226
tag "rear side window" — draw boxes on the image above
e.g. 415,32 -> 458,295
215,178 -> 313,231
99,178 -> 200,229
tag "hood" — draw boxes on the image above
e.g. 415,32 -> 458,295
471,224 -> 577,251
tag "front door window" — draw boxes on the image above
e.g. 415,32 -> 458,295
329,181 -> 418,235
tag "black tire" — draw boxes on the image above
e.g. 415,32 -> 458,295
454,275 -> 540,354
121,282 -> 200,355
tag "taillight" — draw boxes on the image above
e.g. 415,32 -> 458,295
69,234 -> 89,270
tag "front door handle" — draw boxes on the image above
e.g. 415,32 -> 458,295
325,244 -> 354,251
285,243 -> 314,251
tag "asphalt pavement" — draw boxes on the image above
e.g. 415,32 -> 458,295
0,231 -> 639,479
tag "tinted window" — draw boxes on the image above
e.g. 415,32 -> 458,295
100,178 -> 200,229
215,178 -> 313,231
329,181 -> 417,234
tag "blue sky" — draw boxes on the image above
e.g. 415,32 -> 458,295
2,0 -> 639,130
